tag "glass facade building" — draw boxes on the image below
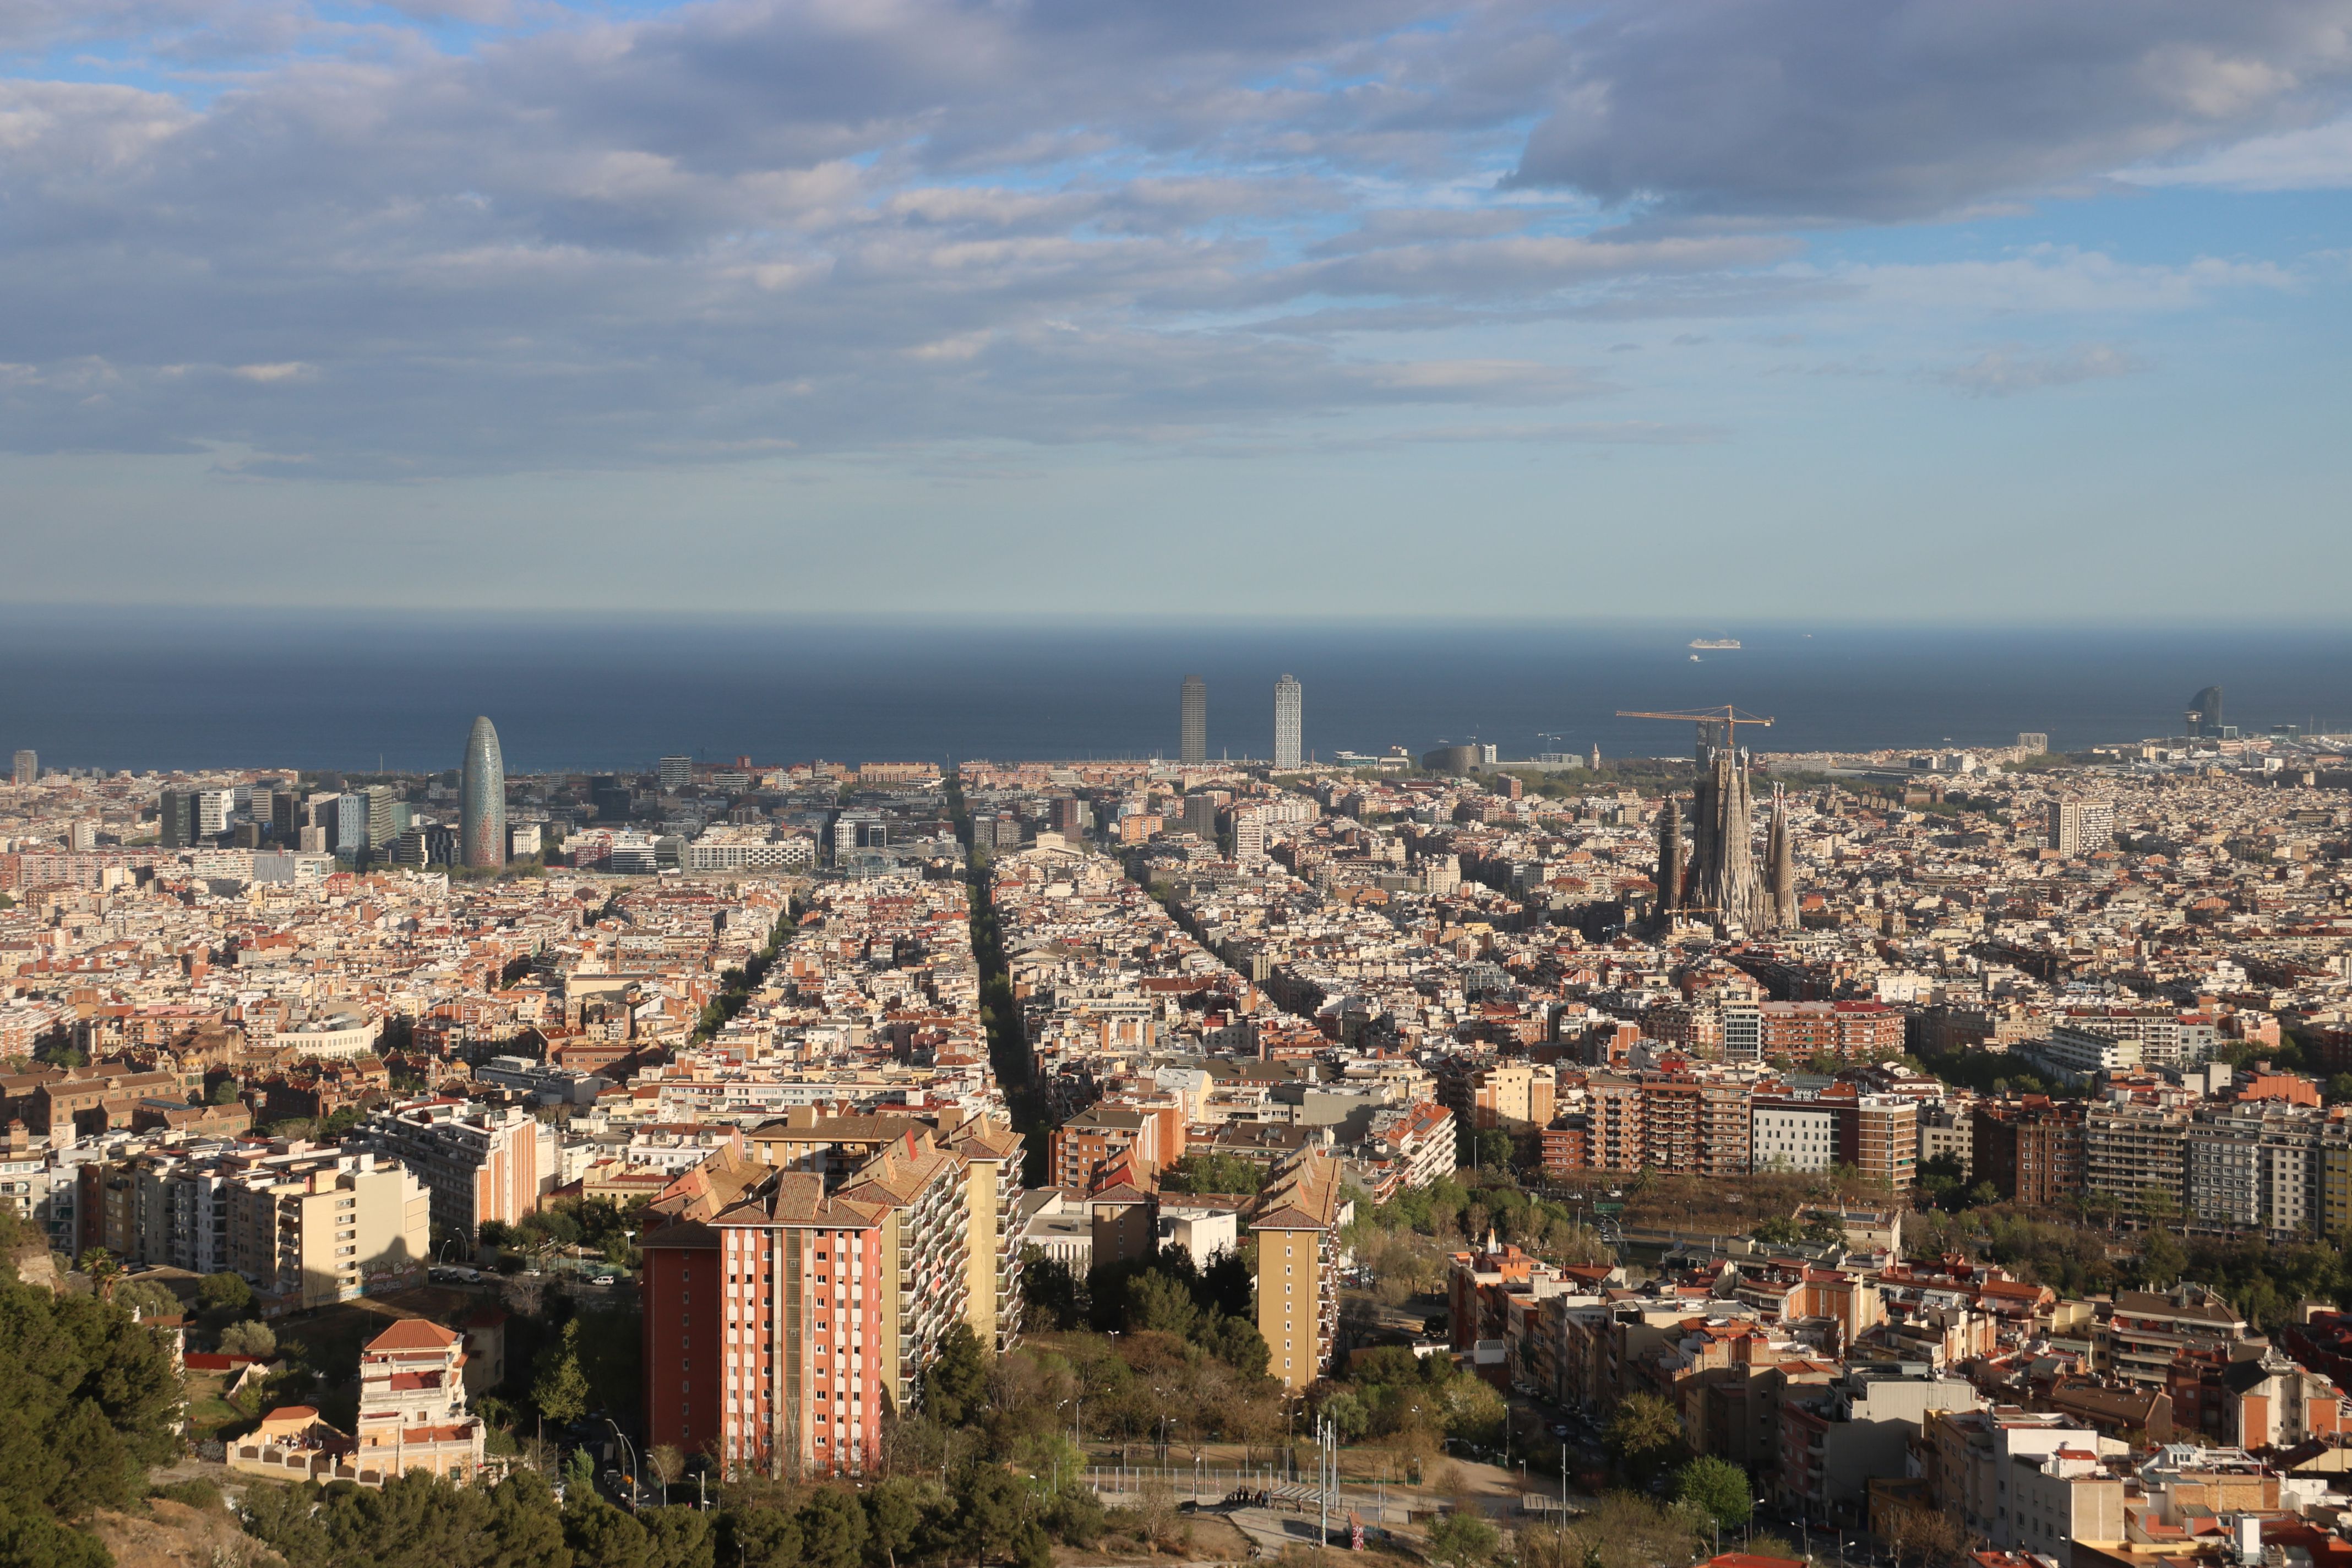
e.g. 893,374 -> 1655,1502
460,715 -> 508,868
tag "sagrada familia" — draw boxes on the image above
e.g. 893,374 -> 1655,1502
1654,721 -> 1797,935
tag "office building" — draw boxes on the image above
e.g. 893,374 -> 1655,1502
1272,673 -> 1303,770
159,789 -> 199,848
9,750 -> 34,786
460,716 -> 508,869
1179,676 -> 1207,765
2017,732 -> 2049,755
660,754 -> 694,793
195,788 -> 235,837
2049,798 -> 2116,857
1180,793 -> 1218,841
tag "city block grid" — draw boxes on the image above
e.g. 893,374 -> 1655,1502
12,698 -> 2352,1568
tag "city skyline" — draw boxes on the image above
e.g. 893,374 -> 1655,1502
2,4 -> 2349,619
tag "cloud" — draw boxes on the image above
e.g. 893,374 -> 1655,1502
0,0 -> 2335,478
1510,0 -> 2352,219
2127,113 -> 2352,189
1936,342 -> 2149,396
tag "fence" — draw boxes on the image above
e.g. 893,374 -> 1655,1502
1080,1465 -> 1409,1527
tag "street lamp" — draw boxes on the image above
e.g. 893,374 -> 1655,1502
604,1419 -> 640,1510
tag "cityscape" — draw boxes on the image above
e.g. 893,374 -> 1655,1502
8,672 -> 2352,1568
8,1 -> 2352,1566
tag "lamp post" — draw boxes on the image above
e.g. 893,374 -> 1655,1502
604,1419 -> 640,1510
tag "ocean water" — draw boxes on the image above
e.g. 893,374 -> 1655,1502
1,610 -> 2348,775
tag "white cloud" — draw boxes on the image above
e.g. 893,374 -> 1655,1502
1937,342 -> 2148,396
2127,115 -> 2352,189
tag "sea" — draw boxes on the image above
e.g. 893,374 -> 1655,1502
2,609 -> 2348,776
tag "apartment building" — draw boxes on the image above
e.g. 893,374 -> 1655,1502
2048,799 -> 2116,857
1250,1150 -> 1350,1390
1752,1092 -> 1837,1173
2099,1283 -> 2249,1390
358,1099 -> 556,1238
1367,1101 -> 1457,1190
834,1128 -> 973,1414
1757,1001 -> 1905,1061
76,1142 -> 428,1308
1048,1104 -> 1178,1191
2082,1103 -> 2187,1216
1972,1099 -> 2084,1207
239,1153 -> 429,1309
642,1169 -> 888,1479
1923,1407 -> 2099,1548
1854,1096 -> 1918,1191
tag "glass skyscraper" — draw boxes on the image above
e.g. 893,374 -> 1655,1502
460,715 -> 508,868
1179,674 -> 1207,765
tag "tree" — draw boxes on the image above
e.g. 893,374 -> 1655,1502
535,1320 -> 592,1429
195,1271 -> 253,1316
1605,1392 -> 1685,1473
219,1320 -> 277,1358
1473,1129 -> 1515,1175
0,1283 -> 182,1526
113,1278 -> 181,1319
863,1477 -> 927,1568
1427,1510 -> 1502,1568
2139,1227 -> 2187,1289
567,1497 -> 652,1568
1125,1270 -> 1201,1337
921,1321 -> 990,1428
800,1488 -> 870,1568
1674,1456 -> 1754,1529
643,1507 -> 715,1568
646,1443 -> 685,1491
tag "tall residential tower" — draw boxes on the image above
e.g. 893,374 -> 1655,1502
460,715 -> 508,868
1180,675 -> 1207,765
1272,673 -> 1303,770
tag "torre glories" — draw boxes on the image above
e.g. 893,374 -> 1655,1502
459,715 -> 508,868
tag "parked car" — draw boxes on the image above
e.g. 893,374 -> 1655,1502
590,1275 -> 618,1287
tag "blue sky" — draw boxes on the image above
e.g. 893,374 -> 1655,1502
3,0 -> 2350,619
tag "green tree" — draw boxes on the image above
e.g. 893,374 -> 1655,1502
1606,1392 -> 1685,1477
1674,1456 -> 1754,1528
724,1504 -> 805,1568
535,1320 -> 592,1428
567,1497 -> 652,1568
800,1488 -> 870,1568
1125,1270 -> 1201,1337
921,1321 -> 990,1428
863,1477 -> 927,1568
643,1507 -> 715,1568
1427,1510 -> 1501,1567
0,1281 -> 183,1525
1473,1129 -> 1516,1175
195,1271 -> 252,1316
219,1320 -> 277,1357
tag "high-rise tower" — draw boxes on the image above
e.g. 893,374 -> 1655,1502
1272,674 -> 1303,770
1180,676 -> 1207,765
2186,685 -> 2224,738
1654,794 -> 1685,928
1766,784 -> 1797,930
460,715 -> 508,868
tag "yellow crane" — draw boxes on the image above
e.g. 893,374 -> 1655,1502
1614,705 -> 1774,750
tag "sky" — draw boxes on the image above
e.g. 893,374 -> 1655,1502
4,0 -> 2351,620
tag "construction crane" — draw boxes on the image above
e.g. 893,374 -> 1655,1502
1615,705 -> 1774,754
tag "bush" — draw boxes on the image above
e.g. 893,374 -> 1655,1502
219,1320 -> 277,1358
151,1477 -> 223,1511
